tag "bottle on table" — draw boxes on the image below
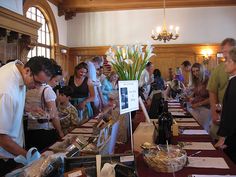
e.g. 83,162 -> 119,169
156,101 -> 173,145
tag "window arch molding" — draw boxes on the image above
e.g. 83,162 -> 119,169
23,0 -> 59,59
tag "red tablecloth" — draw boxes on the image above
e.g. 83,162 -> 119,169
131,108 -> 236,177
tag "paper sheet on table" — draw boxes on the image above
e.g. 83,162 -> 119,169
181,142 -> 215,150
168,105 -> 182,108
62,133 -> 89,140
178,122 -> 200,127
187,157 -> 229,169
81,122 -> 97,127
88,119 -> 99,123
182,129 -> 208,135
71,128 -> 93,134
168,102 -> 181,106
168,99 -> 179,102
169,108 -> 185,112
191,175 -> 236,177
171,112 -> 186,116
175,118 -> 196,122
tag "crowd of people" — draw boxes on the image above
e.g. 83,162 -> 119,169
0,56 -> 119,176
0,38 -> 236,176
139,38 -> 236,164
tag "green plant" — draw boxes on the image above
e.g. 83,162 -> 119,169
105,44 -> 155,80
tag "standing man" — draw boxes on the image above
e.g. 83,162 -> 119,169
0,56 -> 55,176
215,47 -> 236,163
86,56 -> 104,114
207,38 -> 236,140
181,60 -> 192,86
139,61 -> 154,101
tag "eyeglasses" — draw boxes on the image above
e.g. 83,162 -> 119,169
192,69 -> 200,72
32,74 -> 44,86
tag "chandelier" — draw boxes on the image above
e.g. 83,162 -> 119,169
151,0 -> 179,43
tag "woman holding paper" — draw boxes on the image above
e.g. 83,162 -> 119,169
215,47 -> 236,163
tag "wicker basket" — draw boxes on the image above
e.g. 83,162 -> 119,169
143,145 -> 187,173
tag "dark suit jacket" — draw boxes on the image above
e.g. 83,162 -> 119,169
218,76 -> 236,148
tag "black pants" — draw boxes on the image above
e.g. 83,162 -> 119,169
224,136 -> 236,164
25,129 -> 59,152
224,146 -> 236,164
0,159 -> 19,177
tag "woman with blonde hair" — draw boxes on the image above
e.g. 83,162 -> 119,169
101,71 -> 119,105
189,63 -> 210,131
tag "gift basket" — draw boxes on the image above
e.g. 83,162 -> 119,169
142,144 -> 187,173
6,153 -> 64,177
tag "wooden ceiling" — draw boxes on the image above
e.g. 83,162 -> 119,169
48,0 -> 236,20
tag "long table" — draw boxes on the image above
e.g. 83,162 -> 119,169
134,103 -> 236,177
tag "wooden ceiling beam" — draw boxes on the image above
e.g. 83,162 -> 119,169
48,0 -> 63,6
59,0 -> 236,11
57,0 -> 236,20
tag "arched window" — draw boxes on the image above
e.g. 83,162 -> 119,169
26,7 -> 51,59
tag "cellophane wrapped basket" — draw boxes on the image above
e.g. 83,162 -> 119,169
143,145 -> 187,173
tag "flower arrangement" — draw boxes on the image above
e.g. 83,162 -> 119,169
105,44 -> 155,80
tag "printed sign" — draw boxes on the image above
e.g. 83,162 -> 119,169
118,80 -> 139,114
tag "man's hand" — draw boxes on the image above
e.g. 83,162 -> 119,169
215,136 -> 227,149
212,110 -> 220,125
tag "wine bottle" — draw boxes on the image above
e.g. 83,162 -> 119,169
156,101 -> 173,144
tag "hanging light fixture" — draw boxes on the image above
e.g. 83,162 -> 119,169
151,0 -> 179,43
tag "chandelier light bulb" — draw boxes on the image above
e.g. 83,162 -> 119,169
156,27 -> 161,33
207,49 -> 213,55
175,26 -> 179,34
169,25 -> 173,31
201,50 -> 207,56
152,30 -> 155,35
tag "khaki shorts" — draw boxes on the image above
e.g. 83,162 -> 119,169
210,122 -> 219,140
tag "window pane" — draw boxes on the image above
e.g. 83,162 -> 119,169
37,16 -> 42,23
32,47 -> 36,57
41,47 -> 46,57
26,11 -> 31,19
38,30 -> 42,43
37,9 -> 42,17
42,21 -> 45,32
46,24 -> 49,33
46,32 -> 50,45
28,7 -> 32,13
31,7 -> 36,14
46,48 -> 50,58
42,18 -> 45,25
32,13 -> 36,21
41,31 -> 46,44
27,50 -> 32,59
37,46 -> 42,56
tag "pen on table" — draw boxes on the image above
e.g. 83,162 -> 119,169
188,150 -> 202,157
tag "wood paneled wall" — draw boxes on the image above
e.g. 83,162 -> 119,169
68,44 -> 220,80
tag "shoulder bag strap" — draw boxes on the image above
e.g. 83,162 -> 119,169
41,87 -> 48,110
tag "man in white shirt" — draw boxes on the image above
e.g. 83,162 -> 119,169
139,62 -> 154,101
86,56 -> 104,114
0,57 -> 55,176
